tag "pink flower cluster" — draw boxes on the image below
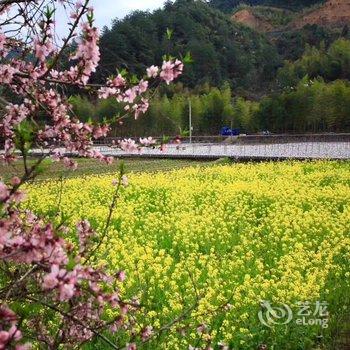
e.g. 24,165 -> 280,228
34,22 -> 54,62
97,59 -> 183,120
139,137 -> 156,147
118,138 -> 139,152
0,30 -> 8,56
0,305 -> 30,350
70,22 -> 100,85
160,59 -> 184,85
0,64 -> 17,84
98,77 -> 151,120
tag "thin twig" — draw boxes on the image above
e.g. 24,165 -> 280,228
84,165 -> 124,264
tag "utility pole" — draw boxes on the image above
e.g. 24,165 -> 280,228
189,98 -> 192,144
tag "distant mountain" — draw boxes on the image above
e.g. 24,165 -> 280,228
98,0 -> 280,90
96,0 -> 350,96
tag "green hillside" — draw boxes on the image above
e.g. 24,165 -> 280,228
79,0 -> 350,135
97,0 -> 280,90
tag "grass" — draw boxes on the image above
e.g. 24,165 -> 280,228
0,157 -> 212,181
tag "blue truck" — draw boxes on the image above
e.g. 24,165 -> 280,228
220,127 -> 240,136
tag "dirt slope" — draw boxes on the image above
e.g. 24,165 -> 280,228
232,9 -> 274,31
293,0 -> 350,28
232,0 -> 350,32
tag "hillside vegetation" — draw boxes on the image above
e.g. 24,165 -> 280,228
97,0 -> 280,89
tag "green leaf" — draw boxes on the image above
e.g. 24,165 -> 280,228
130,74 -> 139,84
182,51 -> 193,64
118,161 -> 125,175
118,68 -> 128,78
166,28 -> 173,40
180,129 -> 190,137
162,135 -> 170,144
87,12 -> 95,25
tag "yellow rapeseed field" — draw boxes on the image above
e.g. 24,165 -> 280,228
25,161 -> 350,349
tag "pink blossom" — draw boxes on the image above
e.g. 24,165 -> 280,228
105,156 -> 114,165
160,59 -> 184,85
42,265 -> 59,290
0,2 -> 184,348
0,64 -> 16,84
93,125 -> 109,139
134,98 -> 149,120
0,32 -> 7,52
0,331 -> 9,344
98,86 -> 117,99
50,69 -> 59,78
173,59 -> 184,79
75,1 -> 83,9
139,137 -> 156,147
42,273 -> 59,290
70,23 -> 100,85
141,326 -> 153,342
70,10 -> 79,19
59,283 -> 75,301
77,220 -> 95,253
123,88 -> 137,104
121,176 -> 128,188
111,74 -> 125,87
117,270 -> 126,281
146,65 -> 159,78
137,80 -> 148,93
34,40 -> 54,62
160,61 -> 175,85
196,323 -> 208,335
0,182 -> 9,201
11,177 -> 21,186
8,325 -> 22,341
15,344 -> 32,350
118,139 -> 139,153
63,157 -> 78,170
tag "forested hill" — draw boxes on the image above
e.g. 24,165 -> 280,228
73,0 -> 350,135
209,0 -> 325,12
98,0 -> 280,89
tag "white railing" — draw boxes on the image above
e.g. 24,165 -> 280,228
96,142 -> 350,159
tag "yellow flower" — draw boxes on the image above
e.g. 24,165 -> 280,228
25,161 -> 350,349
